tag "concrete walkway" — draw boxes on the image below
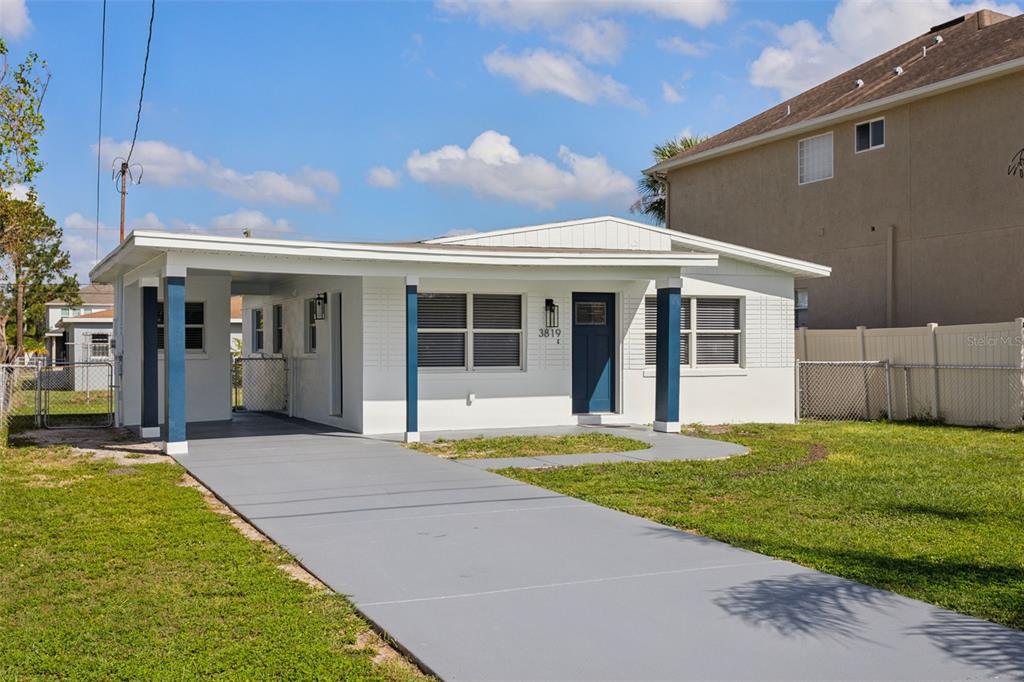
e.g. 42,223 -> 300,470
404,424 -> 747,469
181,415 -> 1024,681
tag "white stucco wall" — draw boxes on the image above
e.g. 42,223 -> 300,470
234,262 -> 797,434
624,258 -> 797,424
242,275 -> 364,433
120,274 -> 233,426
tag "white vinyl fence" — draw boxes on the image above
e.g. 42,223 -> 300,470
796,320 -> 1024,429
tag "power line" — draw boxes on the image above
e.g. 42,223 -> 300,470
94,0 -> 107,262
126,0 -> 155,164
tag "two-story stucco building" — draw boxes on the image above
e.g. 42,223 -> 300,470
649,10 -> 1024,328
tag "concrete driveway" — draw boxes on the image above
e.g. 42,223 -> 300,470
180,415 -> 1024,681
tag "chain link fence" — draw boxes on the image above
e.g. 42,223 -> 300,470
0,364 -> 43,434
0,362 -> 115,434
232,356 -> 288,413
798,361 -> 1024,428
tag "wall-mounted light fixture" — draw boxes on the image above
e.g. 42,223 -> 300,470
313,292 -> 328,320
544,298 -> 559,328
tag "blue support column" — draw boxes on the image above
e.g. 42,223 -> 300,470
163,275 -> 188,454
654,281 -> 681,432
140,286 -> 160,438
405,278 -> 419,442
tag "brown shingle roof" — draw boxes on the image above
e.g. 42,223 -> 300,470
60,309 -> 113,323
46,283 -> 114,306
661,10 -> 1023,167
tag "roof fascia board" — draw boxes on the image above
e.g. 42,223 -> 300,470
648,55 -> 1024,175
127,231 -> 715,267
141,250 -> 702,282
666,232 -> 832,278
430,215 -> 829,277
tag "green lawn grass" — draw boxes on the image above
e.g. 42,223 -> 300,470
409,433 -> 649,459
0,442 -> 425,680
504,421 -> 1024,630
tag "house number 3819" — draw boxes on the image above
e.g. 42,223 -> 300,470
538,327 -> 562,342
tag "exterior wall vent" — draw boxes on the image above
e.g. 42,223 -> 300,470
854,78 -> 865,88
893,66 -> 904,76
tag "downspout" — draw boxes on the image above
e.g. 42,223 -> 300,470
886,224 -> 896,326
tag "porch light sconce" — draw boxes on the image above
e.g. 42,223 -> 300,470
313,292 -> 328,320
544,298 -> 559,328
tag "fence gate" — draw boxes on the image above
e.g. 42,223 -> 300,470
38,362 -> 115,428
232,356 -> 289,413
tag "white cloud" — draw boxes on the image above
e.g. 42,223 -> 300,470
484,47 -> 643,109
750,0 -> 1022,98
405,129 -> 635,209
206,208 -> 293,235
656,36 -> 713,57
554,19 -> 627,63
438,0 -> 729,30
97,138 -> 340,206
62,208 -> 293,278
0,0 -> 31,39
662,82 -> 685,103
4,183 -> 31,200
440,227 -> 480,237
367,166 -> 402,188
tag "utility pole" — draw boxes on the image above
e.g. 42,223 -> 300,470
118,161 -> 128,242
112,158 -> 141,243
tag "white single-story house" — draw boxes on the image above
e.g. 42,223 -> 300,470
89,216 -> 829,454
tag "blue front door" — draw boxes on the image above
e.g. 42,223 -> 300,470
572,293 -> 615,414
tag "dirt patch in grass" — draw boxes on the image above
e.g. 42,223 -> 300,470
731,443 -> 829,478
13,427 -> 169,465
176,473 -> 423,677
409,433 -> 650,459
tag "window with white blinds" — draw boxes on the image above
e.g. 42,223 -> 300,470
156,301 -> 205,352
798,132 -> 833,185
418,293 -> 523,369
645,296 -> 741,367
644,296 -> 690,366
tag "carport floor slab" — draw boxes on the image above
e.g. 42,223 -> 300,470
179,420 -> 1024,681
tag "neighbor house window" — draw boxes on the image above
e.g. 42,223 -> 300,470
156,301 -> 205,352
272,304 -> 283,353
645,297 -> 741,367
305,299 -> 317,353
798,132 -> 833,184
855,118 -> 884,153
418,293 -> 523,370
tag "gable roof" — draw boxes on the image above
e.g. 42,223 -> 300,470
649,10 -> 1024,174
46,283 -> 114,307
58,308 -> 113,326
425,216 -> 831,278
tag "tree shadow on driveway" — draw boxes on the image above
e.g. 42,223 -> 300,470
713,571 -> 897,643
908,610 -> 1024,679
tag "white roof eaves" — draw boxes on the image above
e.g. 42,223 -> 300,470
92,230 -> 718,277
427,215 -> 830,278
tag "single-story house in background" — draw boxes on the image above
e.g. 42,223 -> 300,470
44,286 -> 243,367
89,216 -> 829,454
44,283 -> 114,362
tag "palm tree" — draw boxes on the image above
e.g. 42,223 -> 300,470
631,135 -> 707,226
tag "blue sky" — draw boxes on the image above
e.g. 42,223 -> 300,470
0,0 -> 1016,277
